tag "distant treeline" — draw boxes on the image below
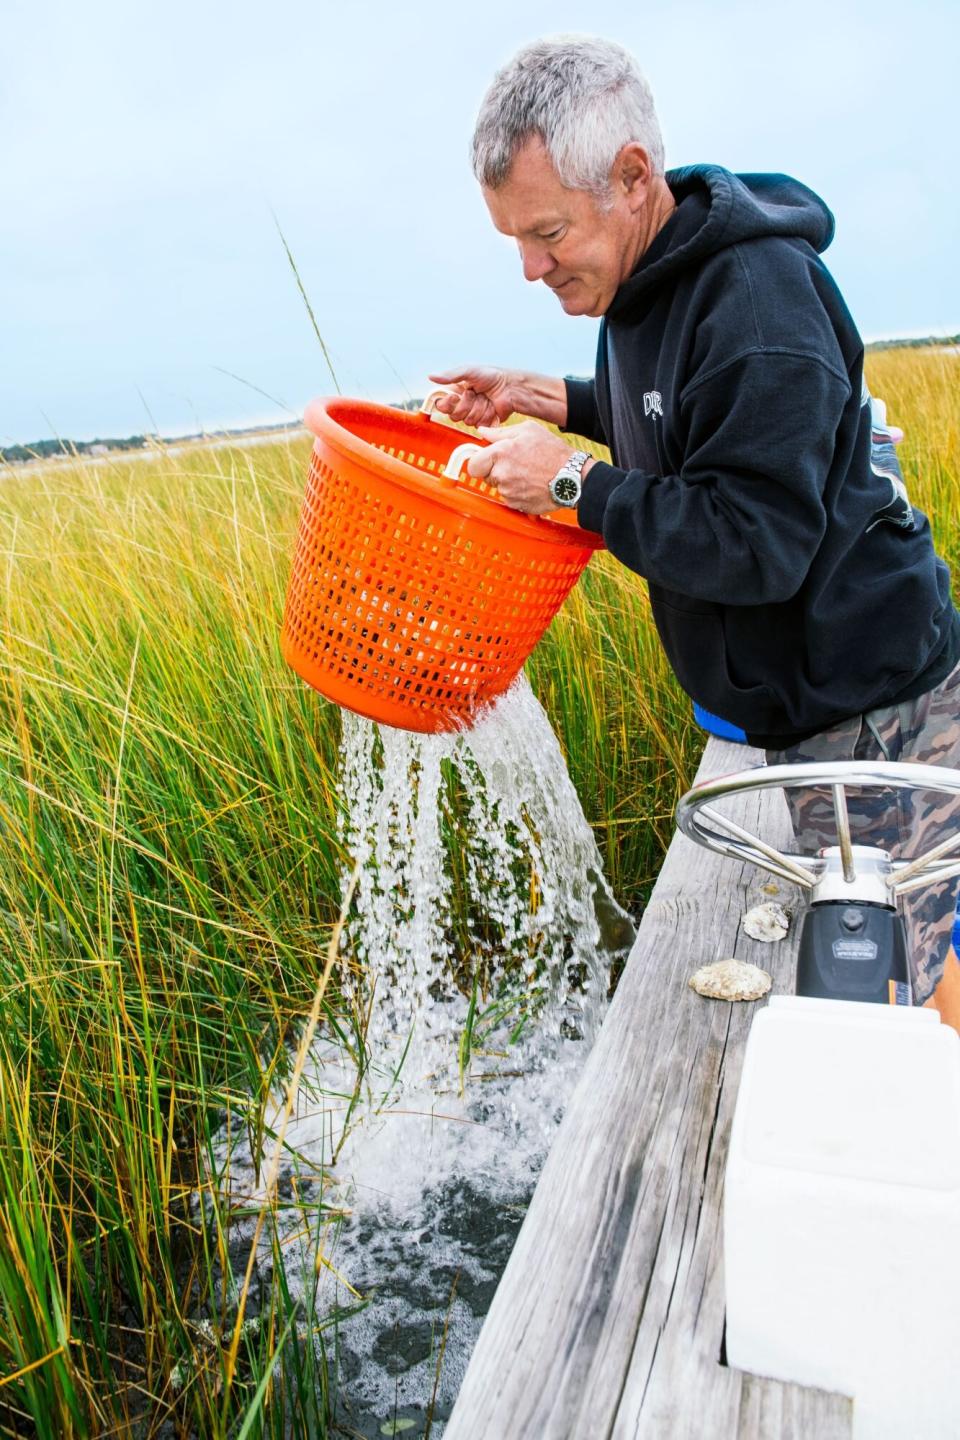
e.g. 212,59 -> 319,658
865,334 -> 959,352
2,434 -> 148,465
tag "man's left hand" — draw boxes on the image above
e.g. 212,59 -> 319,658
466,421 -> 590,514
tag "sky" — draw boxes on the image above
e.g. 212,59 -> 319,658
3,0 -> 958,446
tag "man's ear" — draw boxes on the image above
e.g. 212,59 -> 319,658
615,143 -> 653,211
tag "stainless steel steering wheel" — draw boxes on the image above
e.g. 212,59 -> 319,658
676,760 -> 960,901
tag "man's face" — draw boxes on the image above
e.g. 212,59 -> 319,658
482,137 -> 648,318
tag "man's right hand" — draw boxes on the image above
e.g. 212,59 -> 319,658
427,367 -> 569,429
427,366 -> 518,427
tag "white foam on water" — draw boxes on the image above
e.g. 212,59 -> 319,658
209,675 -> 633,1435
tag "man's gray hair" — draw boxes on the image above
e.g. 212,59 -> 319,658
471,35 -> 665,201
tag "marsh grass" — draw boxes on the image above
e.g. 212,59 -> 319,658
0,347 -> 955,1435
867,347 -> 960,573
0,437 -> 349,1435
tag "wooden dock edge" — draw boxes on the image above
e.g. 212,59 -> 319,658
445,736 -> 852,1439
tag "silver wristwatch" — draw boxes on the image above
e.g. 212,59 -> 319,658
548,450 -> 590,508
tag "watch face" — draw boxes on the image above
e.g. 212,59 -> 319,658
551,471 -> 580,506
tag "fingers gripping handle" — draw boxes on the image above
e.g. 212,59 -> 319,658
442,442 -> 484,481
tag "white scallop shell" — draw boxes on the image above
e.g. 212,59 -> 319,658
743,901 -> 790,943
688,959 -> 772,1002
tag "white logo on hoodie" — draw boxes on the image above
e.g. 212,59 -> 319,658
643,390 -> 663,418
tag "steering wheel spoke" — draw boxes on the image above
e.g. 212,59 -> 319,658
832,783 -> 856,883
893,859 -> 960,897
888,824 -> 960,898
696,804 -> 819,889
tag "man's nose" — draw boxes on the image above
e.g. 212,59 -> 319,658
518,241 -> 555,284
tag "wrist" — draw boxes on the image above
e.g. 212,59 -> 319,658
511,371 -> 568,427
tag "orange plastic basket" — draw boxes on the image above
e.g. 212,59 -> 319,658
280,396 -> 603,733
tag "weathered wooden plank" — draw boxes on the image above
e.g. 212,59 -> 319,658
445,737 -> 852,1439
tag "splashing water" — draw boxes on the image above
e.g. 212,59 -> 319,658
339,675 -> 628,1095
209,676 -> 633,1435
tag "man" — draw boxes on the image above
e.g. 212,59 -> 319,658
429,35 -> 960,1019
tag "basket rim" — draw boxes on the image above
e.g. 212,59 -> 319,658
303,395 -> 605,551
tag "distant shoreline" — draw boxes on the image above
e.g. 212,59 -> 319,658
0,418 -> 308,470
4,334 -> 958,467
865,334 -> 960,353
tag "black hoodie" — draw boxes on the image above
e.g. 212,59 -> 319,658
565,165 -> 960,749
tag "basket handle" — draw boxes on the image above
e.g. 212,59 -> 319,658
421,388 -> 456,419
442,442 -> 484,481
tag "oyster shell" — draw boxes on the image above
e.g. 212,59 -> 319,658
688,959 -> 772,1002
743,901 -> 790,943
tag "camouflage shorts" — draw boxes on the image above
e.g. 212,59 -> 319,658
766,660 -> 960,1005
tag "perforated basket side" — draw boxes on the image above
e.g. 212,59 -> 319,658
281,436 -> 595,732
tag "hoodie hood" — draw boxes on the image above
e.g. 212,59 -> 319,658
607,165 -> 835,319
